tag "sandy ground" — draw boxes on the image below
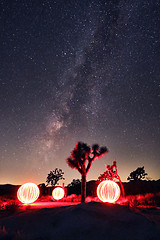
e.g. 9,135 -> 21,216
0,201 -> 160,240
135,207 -> 160,227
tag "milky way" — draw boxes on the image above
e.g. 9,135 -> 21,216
0,0 -> 159,184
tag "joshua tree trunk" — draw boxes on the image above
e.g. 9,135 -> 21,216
81,165 -> 86,203
66,142 -> 108,203
117,176 -> 125,197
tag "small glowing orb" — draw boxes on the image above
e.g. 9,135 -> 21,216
17,183 -> 40,204
52,187 -> 65,200
97,180 -> 120,203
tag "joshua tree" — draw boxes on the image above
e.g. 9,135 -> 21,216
66,142 -> 108,202
46,168 -> 65,186
127,166 -> 148,181
98,160 -> 125,197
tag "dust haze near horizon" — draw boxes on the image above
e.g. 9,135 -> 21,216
0,0 -> 160,185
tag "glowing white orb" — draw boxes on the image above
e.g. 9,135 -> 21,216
97,180 -> 120,203
52,187 -> 65,200
17,183 -> 40,204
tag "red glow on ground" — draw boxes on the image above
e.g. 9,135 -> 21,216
97,180 -> 121,203
52,187 -> 65,200
25,202 -> 79,209
17,183 -> 40,204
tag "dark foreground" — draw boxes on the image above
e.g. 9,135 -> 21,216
0,201 -> 160,240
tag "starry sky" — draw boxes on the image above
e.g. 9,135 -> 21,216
0,0 -> 160,185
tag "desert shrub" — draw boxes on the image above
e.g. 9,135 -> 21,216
85,196 -> 97,202
38,195 -> 54,202
64,194 -> 81,202
124,195 -> 139,208
0,196 -> 12,203
4,200 -> 20,212
0,203 -> 5,211
0,197 -> 9,211
143,192 -> 160,207
119,192 -> 160,208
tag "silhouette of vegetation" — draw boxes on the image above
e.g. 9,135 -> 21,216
67,179 -> 81,196
127,166 -> 148,181
121,192 -> 160,208
98,160 -> 125,196
4,201 -> 20,212
67,179 -> 81,188
66,142 -> 108,202
46,168 -> 65,186
38,183 -> 47,196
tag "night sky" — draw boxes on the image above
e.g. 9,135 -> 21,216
0,0 -> 160,185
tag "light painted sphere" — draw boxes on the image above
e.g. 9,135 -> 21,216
52,187 -> 65,200
17,183 -> 40,204
97,180 -> 120,203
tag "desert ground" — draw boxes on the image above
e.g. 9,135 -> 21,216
0,201 -> 160,240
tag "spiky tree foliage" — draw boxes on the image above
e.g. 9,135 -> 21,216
46,168 -> 65,186
66,142 -> 108,202
98,160 -> 125,197
127,166 -> 148,181
98,160 -> 117,181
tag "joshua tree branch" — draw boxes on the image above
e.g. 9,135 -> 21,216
77,166 -> 82,174
86,156 -> 97,173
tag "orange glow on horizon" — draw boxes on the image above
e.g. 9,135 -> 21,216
17,183 -> 40,204
97,180 -> 120,203
52,187 -> 65,200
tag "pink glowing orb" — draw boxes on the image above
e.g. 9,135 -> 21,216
52,187 -> 65,200
17,183 -> 40,204
97,180 -> 120,203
